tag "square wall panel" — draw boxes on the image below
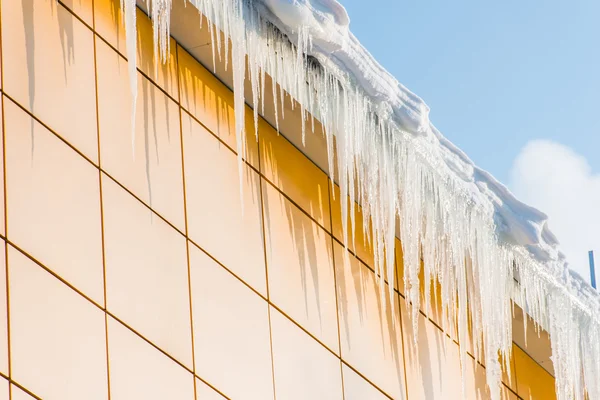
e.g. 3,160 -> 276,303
11,386 -> 36,400
93,0 -> 126,56
342,365 -> 389,400
0,379 -> 6,400
182,110 -> 266,295
262,180 -> 339,354
93,2 -> 178,98
462,311 -> 515,390
514,345 -> 557,400
0,97 -> 4,237
330,183 -> 375,270
189,244 -> 275,400
512,307 -> 554,376
330,182 -> 400,292
177,46 -> 259,168
0,242 -> 7,376
260,118 -> 330,231
60,0 -> 94,26
401,298 -> 515,400
334,243 -> 405,399
196,379 -> 226,400
0,33 -> 2,90
395,241 -> 449,338
270,307 -> 343,400
135,8 -> 179,99
8,247 -> 108,400
2,0 -> 98,163
5,99 -> 104,305
464,355 -> 518,400
103,175 -> 193,369
394,238 -> 404,294
401,297 -> 459,400
107,317 -> 195,400
96,39 -> 185,231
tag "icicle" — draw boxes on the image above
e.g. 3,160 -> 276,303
228,0 -> 247,212
296,25 -> 309,146
151,0 -> 172,69
122,0 -> 138,157
122,2 -> 600,400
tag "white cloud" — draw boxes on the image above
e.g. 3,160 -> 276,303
509,139 -> 600,282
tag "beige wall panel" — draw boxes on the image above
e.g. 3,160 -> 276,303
11,385 -> 36,400
0,97 -> 4,236
270,307 -> 343,400
0,27 -> 2,90
512,308 -> 554,375
61,0 -> 94,26
514,345 -> 557,400
135,8 -> 179,99
330,183 -> 375,270
5,99 -> 104,304
2,0 -> 98,162
177,46 -> 259,168
263,181 -> 339,353
331,183 -> 401,291
94,1 -> 178,98
8,247 -> 108,400
401,298 -> 516,400
0,242 -> 7,376
334,243 -> 405,399
402,297 -> 463,400
96,39 -> 185,230
395,238 -> 405,295
182,111 -> 267,295
342,365 -> 389,400
93,0 -> 126,56
402,260 -> 447,336
461,316 -> 516,392
0,376 -> 7,400
463,355 -> 518,400
260,120 -> 331,231
195,379 -> 226,400
107,317 -> 195,400
189,244 -> 274,400
102,175 -> 192,368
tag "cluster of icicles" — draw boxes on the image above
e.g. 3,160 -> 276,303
121,1 -> 600,399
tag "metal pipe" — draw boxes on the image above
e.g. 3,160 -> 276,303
589,250 -> 597,289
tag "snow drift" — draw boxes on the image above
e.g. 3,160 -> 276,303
122,1 -> 600,399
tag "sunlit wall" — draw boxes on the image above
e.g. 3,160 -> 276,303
0,0 -> 557,399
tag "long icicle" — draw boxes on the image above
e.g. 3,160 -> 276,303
123,0 -> 138,157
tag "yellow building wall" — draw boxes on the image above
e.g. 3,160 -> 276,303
0,0 -> 558,399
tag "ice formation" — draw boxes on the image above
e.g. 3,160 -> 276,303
124,1 -> 600,399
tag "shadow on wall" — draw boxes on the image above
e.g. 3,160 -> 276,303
115,0 -> 176,209
108,0 -> 122,50
259,84 -> 334,331
141,76 -> 161,210
21,0 -> 75,154
403,308 -> 444,400
261,174 -> 326,327
335,245 -> 406,398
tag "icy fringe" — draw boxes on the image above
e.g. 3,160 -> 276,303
122,1 -> 600,399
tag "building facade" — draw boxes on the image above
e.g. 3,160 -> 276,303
0,0 -> 557,399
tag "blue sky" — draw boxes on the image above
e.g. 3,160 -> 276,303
339,0 -> 600,279
341,0 -> 600,182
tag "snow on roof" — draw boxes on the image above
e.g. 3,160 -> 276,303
121,1 -> 600,399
